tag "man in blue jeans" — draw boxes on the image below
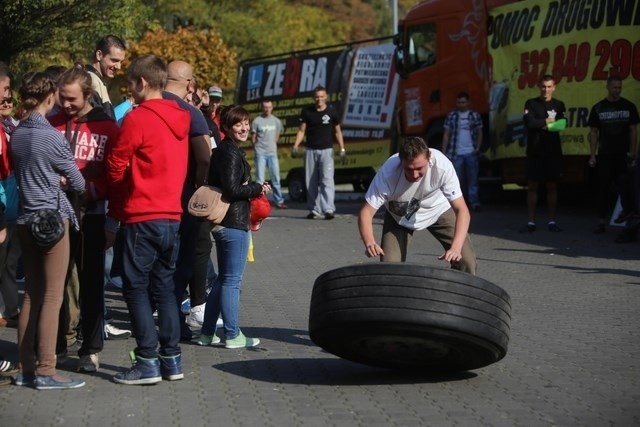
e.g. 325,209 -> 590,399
106,54 -> 190,385
251,100 -> 287,208
441,92 -> 483,212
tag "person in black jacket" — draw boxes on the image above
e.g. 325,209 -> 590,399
198,105 -> 270,349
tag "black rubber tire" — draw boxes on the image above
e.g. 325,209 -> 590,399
286,169 -> 306,202
309,263 -> 511,372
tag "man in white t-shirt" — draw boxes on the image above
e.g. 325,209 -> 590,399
358,137 -> 476,274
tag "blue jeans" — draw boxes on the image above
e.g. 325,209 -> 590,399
121,220 -> 181,358
201,226 -> 249,340
255,153 -> 284,205
452,153 -> 480,207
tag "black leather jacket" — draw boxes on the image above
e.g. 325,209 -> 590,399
208,139 -> 262,230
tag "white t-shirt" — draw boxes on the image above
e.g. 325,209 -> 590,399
365,149 -> 462,230
455,111 -> 474,155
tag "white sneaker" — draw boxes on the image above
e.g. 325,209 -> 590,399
186,303 -> 205,328
104,323 -> 131,340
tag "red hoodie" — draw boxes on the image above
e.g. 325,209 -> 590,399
106,98 -> 190,223
49,107 -> 119,203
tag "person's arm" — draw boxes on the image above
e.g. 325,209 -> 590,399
589,127 -> 599,166
437,196 -> 470,264
629,124 -> 637,162
474,114 -> 483,153
335,124 -> 345,151
190,134 -> 211,187
442,128 -> 450,156
292,122 -> 306,155
523,99 -> 547,129
358,202 -> 384,258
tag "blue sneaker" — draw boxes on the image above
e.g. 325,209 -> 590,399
35,375 -> 85,390
113,351 -> 161,385
13,372 -> 36,387
158,354 -> 183,381
181,298 -> 191,315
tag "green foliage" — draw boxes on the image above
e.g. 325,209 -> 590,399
1,0 -> 151,78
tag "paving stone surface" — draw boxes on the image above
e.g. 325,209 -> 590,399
0,193 -> 638,426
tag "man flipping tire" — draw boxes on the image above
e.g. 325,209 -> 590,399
358,136 -> 477,274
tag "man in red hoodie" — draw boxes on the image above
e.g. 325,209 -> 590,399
106,54 -> 190,385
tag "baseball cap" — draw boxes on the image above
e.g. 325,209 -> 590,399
208,86 -> 223,98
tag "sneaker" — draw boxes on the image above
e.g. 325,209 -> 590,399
113,351 -> 162,385
105,323 -> 131,340
225,330 -> 260,349
324,212 -> 335,220
181,297 -> 191,315
592,223 -> 606,234
0,359 -> 18,375
77,354 -> 99,373
13,372 -> 36,387
520,222 -> 536,233
196,334 -> 221,346
614,211 -> 632,224
35,375 -> 85,390
0,376 -> 10,386
276,202 -> 288,209
548,222 -> 562,232
306,212 -> 322,219
158,354 -> 183,381
185,303 -> 205,328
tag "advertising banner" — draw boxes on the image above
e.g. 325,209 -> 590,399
488,0 -> 640,160
236,42 -> 398,176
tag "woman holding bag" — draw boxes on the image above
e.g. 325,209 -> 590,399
198,105 -> 270,349
10,72 -> 85,389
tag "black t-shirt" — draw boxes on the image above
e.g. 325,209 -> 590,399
299,105 -> 340,150
587,97 -> 639,157
523,97 -> 567,158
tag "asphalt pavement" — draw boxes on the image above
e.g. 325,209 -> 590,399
0,190 -> 638,426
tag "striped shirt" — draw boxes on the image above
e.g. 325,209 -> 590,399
10,112 -> 85,230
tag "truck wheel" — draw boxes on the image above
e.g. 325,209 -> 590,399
287,169 -> 306,202
309,263 -> 511,372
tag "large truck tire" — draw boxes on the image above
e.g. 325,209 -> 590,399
309,263 -> 511,372
286,169 -> 306,202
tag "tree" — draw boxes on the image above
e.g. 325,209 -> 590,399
210,0 -> 350,61
127,26 -> 237,91
1,0 -> 151,77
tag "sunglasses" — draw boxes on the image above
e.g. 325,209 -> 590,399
0,97 -> 13,105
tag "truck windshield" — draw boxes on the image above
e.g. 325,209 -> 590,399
406,23 -> 436,72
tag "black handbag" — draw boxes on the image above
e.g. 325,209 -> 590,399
26,192 -> 65,247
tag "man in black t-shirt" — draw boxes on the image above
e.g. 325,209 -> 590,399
521,74 -> 567,233
293,86 -> 345,220
588,76 -> 639,234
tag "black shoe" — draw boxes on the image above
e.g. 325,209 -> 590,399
519,223 -> 536,233
592,223 -> 606,234
548,222 -> 562,232
180,322 -> 193,342
306,212 -> 322,219
324,212 -> 335,220
614,211 -> 632,224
